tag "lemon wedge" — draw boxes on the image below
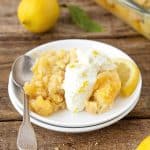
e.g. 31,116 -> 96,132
114,59 -> 140,97
136,136 -> 150,150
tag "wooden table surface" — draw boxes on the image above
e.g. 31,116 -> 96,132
0,0 -> 150,149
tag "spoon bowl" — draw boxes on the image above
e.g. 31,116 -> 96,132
12,55 -> 33,87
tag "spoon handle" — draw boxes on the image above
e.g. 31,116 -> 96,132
17,88 -> 37,150
23,90 -> 30,123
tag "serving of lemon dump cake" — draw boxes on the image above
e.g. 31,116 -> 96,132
24,49 -> 139,116
24,50 -> 70,116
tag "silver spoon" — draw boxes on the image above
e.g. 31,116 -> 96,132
12,55 -> 37,150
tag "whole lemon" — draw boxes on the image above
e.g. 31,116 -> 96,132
18,0 -> 60,33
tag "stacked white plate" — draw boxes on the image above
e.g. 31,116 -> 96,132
8,39 -> 142,133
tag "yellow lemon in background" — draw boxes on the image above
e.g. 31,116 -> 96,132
18,0 -> 60,33
136,136 -> 150,150
114,59 -> 140,97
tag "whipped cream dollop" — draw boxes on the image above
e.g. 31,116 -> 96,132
63,49 -> 115,112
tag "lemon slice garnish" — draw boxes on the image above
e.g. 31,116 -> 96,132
136,136 -> 150,150
114,59 -> 140,97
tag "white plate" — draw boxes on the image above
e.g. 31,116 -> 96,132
8,39 -> 142,128
9,87 -> 139,133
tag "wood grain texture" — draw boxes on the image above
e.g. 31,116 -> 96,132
0,119 -> 150,150
0,0 -> 150,149
0,0 -> 143,41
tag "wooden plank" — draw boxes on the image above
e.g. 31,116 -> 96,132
0,37 -> 149,65
0,119 -> 149,150
0,37 -> 150,120
0,0 -> 143,41
0,0 -> 149,149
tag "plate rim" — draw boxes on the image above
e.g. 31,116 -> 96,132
8,39 -> 142,128
9,88 -> 140,133
14,88 -> 140,129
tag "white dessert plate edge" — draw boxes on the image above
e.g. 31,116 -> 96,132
8,39 -> 142,128
9,89 -> 140,133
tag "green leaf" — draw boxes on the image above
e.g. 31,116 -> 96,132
68,5 -> 103,32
